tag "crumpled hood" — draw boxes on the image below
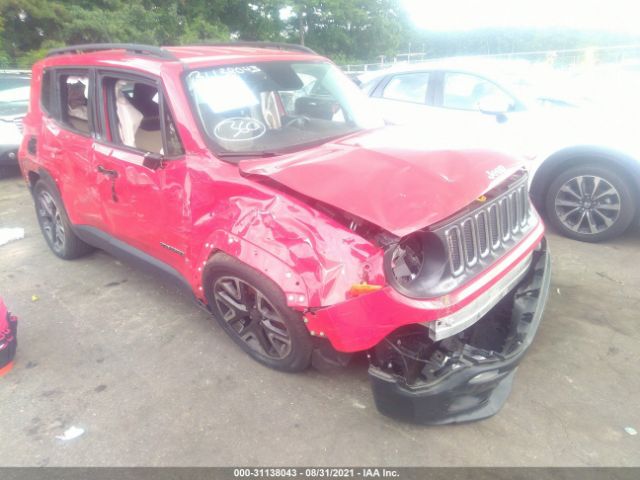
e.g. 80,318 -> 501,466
239,127 -> 524,237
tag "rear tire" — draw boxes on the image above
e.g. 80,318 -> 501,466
204,253 -> 312,372
544,164 -> 636,242
33,180 -> 93,259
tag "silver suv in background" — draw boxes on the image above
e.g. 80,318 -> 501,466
0,71 -> 31,176
360,58 -> 640,242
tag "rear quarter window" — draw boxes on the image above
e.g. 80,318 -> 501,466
58,72 -> 91,135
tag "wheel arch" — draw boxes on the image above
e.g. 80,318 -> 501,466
530,146 -> 640,214
27,167 -> 63,201
195,230 -> 312,310
190,191 -> 387,311
27,170 -> 41,190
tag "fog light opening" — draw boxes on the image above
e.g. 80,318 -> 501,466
469,370 -> 500,384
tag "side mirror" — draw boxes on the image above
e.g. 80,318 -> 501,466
477,95 -> 512,116
143,152 -> 165,170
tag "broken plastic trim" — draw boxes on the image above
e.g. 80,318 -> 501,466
368,239 -> 550,424
310,337 -> 352,373
0,301 -> 18,372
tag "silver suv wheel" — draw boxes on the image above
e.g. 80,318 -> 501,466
554,175 -> 621,234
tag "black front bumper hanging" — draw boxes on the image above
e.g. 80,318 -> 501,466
369,239 -> 551,425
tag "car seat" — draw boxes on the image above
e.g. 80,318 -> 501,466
115,80 -> 143,148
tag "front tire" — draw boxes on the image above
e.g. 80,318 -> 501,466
33,180 -> 93,259
204,253 -> 313,372
544,164 -> 636,242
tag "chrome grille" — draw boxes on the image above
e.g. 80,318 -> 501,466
446,227 -> 463,274
476,210 -> 490,257
442,176 -> 532,277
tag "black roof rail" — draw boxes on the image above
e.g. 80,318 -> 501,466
188,41 -> 317,55
46,43 -> 177,60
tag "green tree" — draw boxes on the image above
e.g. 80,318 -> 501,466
2,0 -> 639,68
285,0 -> 404,61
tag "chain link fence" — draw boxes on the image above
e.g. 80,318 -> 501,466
340,44 -> 640,74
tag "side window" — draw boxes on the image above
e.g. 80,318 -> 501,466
382,73 -> 430,104
103,77 -> 183,156
59,73 -> 90,134
41,70 -> 52,114
442,73 -> 513,111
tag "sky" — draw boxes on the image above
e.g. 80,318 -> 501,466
400,0 -> 639,33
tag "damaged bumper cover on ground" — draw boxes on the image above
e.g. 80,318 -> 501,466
0,298 -> 18,375
369,239 -> 550,425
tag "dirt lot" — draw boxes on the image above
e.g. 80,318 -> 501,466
1,170 -> 639,467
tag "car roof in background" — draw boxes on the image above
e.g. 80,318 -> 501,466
358,57 -> 555,84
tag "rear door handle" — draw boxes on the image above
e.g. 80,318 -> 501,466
97,165 -> 118,178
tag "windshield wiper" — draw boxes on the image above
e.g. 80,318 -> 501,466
217,151 -> 280,159
216,130 -> 361,160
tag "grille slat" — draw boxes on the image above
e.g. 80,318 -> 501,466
443,176 -> 532,277
500,198 -> 510,241
488,204 -> 500,249
510,191 -> 519,234
461,218 -> 478,267
476,211 -> 490,258
520,186 -> 529,226
446,226 -> 464,276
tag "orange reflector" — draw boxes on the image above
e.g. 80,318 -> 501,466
349,283 -> 383,297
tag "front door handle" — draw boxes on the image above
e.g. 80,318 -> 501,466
97,165 -> 118,177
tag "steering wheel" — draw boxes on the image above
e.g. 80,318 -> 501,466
283,115 -> 311,129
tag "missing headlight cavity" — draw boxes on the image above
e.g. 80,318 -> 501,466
370,292 -> 516,387
386,231 -> 448,296
390,234 -> 424,286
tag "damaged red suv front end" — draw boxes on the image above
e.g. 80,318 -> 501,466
19,44 -> 549,424
242,130 -> 550,424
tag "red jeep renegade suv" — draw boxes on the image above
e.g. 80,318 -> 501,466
19,43 -> 550,424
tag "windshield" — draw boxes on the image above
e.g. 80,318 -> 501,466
186,61 -> 384,158
0,86 -> 30,117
